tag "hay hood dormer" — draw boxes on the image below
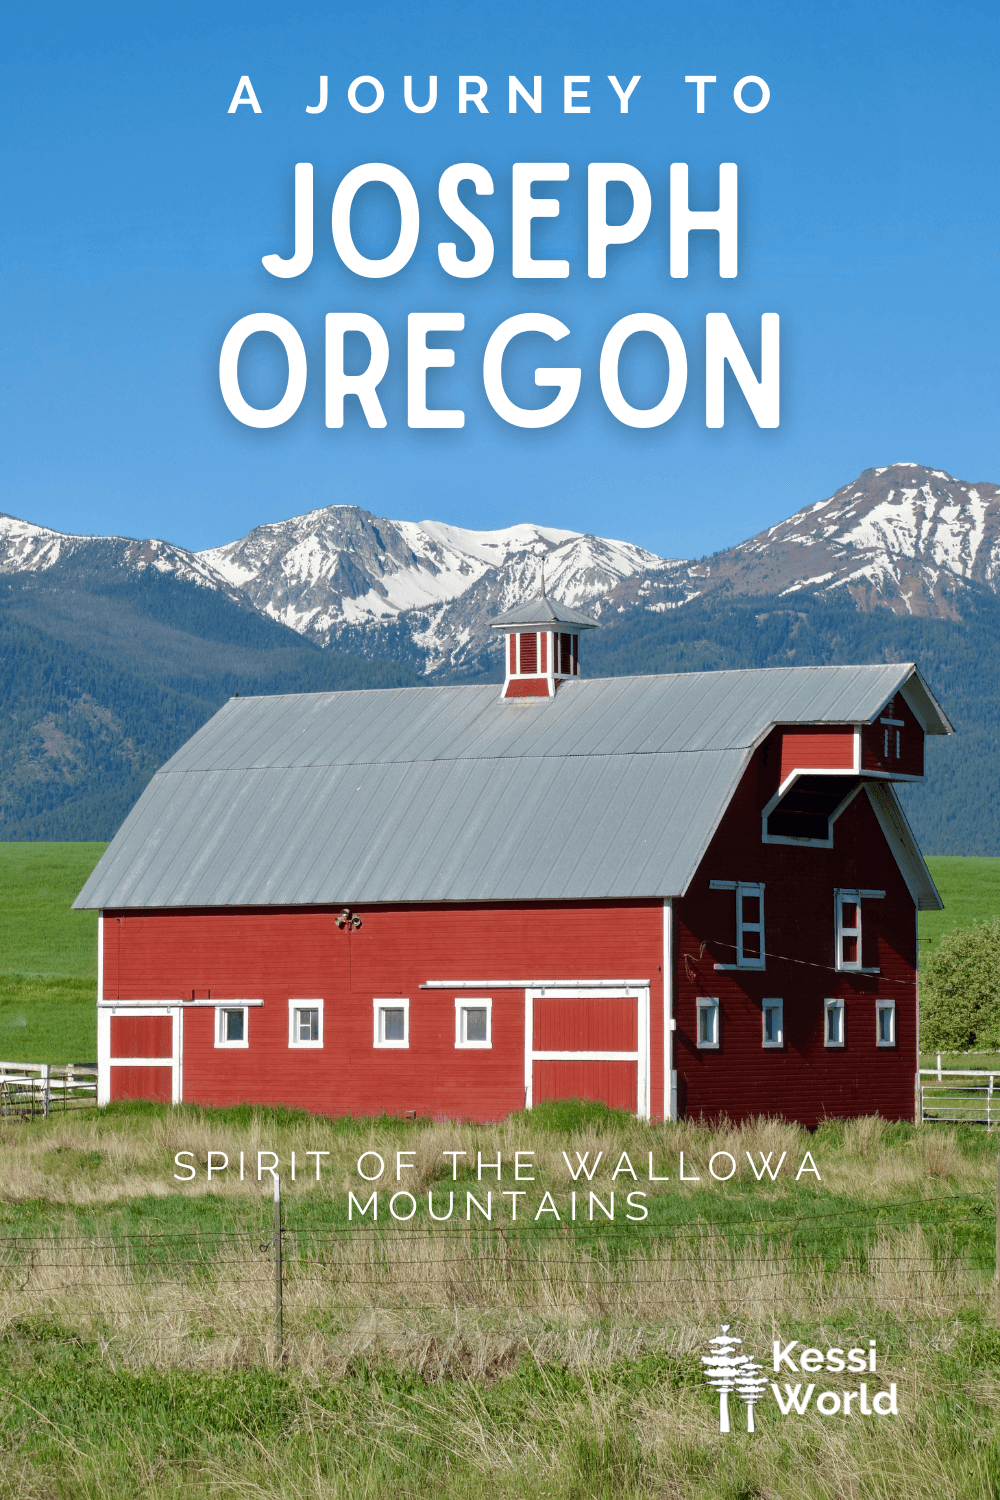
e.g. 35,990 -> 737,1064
491,588 -> 598,699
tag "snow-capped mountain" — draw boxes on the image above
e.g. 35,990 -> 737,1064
0,513 -> 247,603
4,463 -> 1000,682
197,506 -> 668,671
603,464 -> 1000,621
0,505 -> 671,676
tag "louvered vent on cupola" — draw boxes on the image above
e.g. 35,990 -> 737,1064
490,583 -> 598,700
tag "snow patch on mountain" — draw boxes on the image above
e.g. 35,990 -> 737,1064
196,504 -> 669,669
597,463 -> 1000,626
0,513 -> 255,604
0,514 -> 88,573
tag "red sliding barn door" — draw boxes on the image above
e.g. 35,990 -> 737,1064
525,987 -> 650,1117
100,1006 -> 182,1104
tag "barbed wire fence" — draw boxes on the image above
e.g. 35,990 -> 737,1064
2,1179 -> 997,1369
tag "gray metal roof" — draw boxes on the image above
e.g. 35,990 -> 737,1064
74,663 -> 950,911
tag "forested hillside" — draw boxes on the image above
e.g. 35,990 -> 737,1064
0,571 -> 418,840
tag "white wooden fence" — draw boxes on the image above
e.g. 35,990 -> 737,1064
0,1060 -> 97,1118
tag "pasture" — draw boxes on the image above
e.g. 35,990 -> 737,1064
0,1100 -> 998,1498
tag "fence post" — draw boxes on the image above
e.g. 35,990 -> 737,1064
273,1173 -> 284,1369
937,1052 -> 943,1082
41,1064 -> 51,1119
996,1156 -> 1000,1329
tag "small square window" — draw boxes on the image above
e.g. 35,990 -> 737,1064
876,1000 -> 896,1048
696,997 -> 720,1049
762,999 -> 783,1049
455,997 -> 492,1048
288,998 -> 323,1049
215,1006 -> 249,1048
374,998 -> 409,1048
824,998 -> 845,1048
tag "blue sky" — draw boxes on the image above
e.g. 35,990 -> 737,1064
1,0 -> 996,560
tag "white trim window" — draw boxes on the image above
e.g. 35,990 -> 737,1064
876,998 -> 896,1048
709,881 -> 765,970
835,890 -> 862,970
374,997 -> 409,1048
455,997 -> 492,1048
215,1005 -> 249,1049
288,999 -> 323,1049
762,999 -> 783,1049
696,996 -> 720,1049
737,883 -> 765,967
824,997 -> 845,1048
834,888 -> 885,973
881,699 -> 904,762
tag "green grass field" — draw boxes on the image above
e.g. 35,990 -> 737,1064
0,842 -> 104,1063
919,855 -> 1000,952
3,845 -> 1000,1066
0,1100 -> 998,1499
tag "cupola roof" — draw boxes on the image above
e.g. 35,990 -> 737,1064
490,595 -> 599,631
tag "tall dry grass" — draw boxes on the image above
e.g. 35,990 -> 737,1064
1,1107 -> 992,1206
0,1216 -> 986,1377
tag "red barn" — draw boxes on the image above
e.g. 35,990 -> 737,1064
75,597 -> 953,1126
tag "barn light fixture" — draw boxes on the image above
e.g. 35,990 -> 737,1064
335,907 -> 362,930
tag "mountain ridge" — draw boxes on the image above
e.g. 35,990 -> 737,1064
6,462 -> 1000,679
601,463 -> 1000,627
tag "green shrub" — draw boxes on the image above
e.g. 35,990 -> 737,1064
921,916 -> 1000,1050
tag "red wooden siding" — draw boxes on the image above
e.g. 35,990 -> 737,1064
520,633 -> 537,673
861,693 -> 924,777
111,1066 -> 172,1103
779,727 -> 855,781
674,742 -> 917,1127
533,1061 -> 636,1112
110,1015 -> 172,1056
504,678 -> 550,698
104,901 -> 664,1122
508,635 -> 516,673
533,997 -> 637,1050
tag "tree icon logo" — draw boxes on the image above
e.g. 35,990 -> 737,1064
702,1325 -> 768,1433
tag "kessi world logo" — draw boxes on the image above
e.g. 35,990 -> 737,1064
702,1327 -> 899,1433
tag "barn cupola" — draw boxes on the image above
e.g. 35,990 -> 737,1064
491,584 -> 598,699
